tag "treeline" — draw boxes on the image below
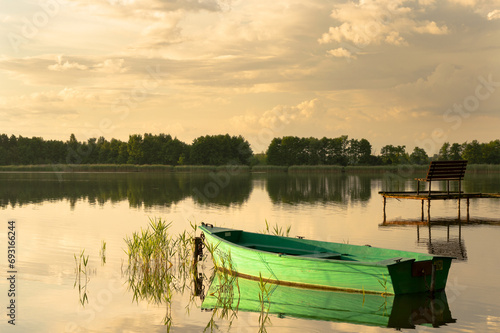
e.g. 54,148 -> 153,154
1,133 -> 499,166
267,136 -> 375,166
377,139 -> 500,165
267,136 -> 500,166
0,133 -> 252,166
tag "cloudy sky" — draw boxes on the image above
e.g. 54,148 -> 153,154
1,0 -> 499,154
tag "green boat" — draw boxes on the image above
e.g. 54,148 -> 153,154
201,273 -> 456,329
199,224 -> 453,295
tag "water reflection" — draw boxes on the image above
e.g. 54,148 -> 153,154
0,172 -> 252,208
201,272 -> 456,330
0,172 -> 375,208
1,172 -> 499,209
266,174 -> 372,204
381,217 -> 500,261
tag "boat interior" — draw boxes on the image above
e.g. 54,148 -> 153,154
206,227 -> 433,264
210,228 -> 352,260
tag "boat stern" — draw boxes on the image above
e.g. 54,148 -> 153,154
388,257 -> 453,294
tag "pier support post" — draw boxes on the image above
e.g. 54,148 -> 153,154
447,220 -> 450,241
427,199 -> 431,222
421,200 -> 424,221
467,198 -> 470,222
427,199 -> 432,247
459,218 -> 462,243
383,197 -> 386,223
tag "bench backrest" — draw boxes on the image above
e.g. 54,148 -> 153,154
425,160 -> 468,180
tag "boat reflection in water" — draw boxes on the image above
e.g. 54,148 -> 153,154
200,272 -> 456,330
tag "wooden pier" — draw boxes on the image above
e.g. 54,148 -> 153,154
379,191 -> 500,222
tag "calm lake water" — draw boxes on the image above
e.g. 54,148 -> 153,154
1,171 -> 500,332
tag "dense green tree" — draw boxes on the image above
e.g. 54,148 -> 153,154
67,134 -> 78,151
449,143 -> 463,160
164,138 -> 189,165
345,138 -> 373,165
482,140 -> 500,164
45,140 -> 66,164
16,136 -> 35,164
438,142 -> 450,161
306,137 -> 323,165
462,140 -> 482,164
127,134 -> 144,164
346,138 -> 361,165
84,138 -> 99,164
281,136 -> 307,165
266,138 -> 285,165
380,145 -> 409,165
117,141 -> 129,164
5,135 -> 19,164
266,135 -> 351,166
66,134 -> 81,164
0,135 -> 10,165
251,153 -> 267,166
190,134 -> 252,165
142,133 -> 184,164
327,136 -> 349,166
358,138 -> 372,165
96,137 -> 110,163
410,147 -> 429,165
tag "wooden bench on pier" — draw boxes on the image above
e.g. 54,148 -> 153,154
379,160 -> 500,221
416,160 -> 468,195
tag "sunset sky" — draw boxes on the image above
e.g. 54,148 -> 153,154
1,0 -> 499,154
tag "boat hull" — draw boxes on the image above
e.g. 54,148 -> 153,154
200,225 -> 452,295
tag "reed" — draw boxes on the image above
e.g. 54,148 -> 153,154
377,274 -> 389,297
137,165 -> 174,172
0,164 -> 170,172
288,165 -> 344,173
262,219 -> 291,237
258,273 -> 272,333
174,165 -> 217,173
124,218 -> 176,328
55,164 -> 136,172
2,163 -> 500,173
0,164 -> 55,172
466,164 -> 500,173
124,218 -> 201,329
121,217 -> 278,331
100,240 -> 106,266
74,249 -> 89,306
251,165 -> 288,173
215,165 -> 250,173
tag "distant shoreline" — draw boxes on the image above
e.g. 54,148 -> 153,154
0,164 -> 499,174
